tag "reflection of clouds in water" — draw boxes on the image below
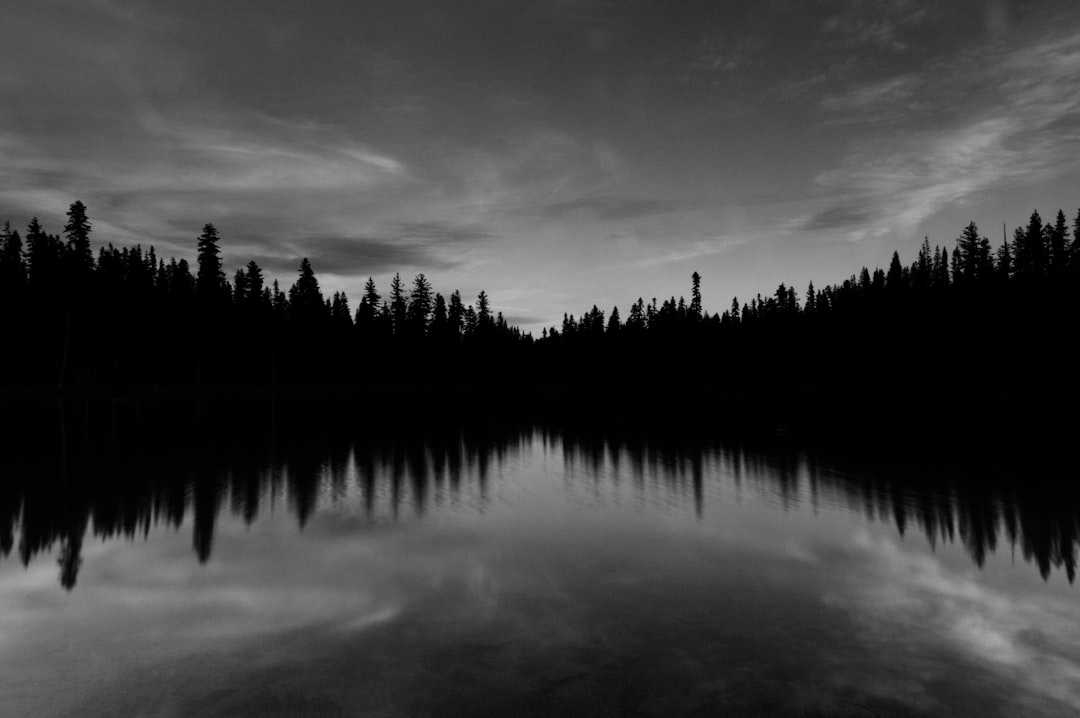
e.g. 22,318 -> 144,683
0,520 -> 439,655
845,530 -> 1080,714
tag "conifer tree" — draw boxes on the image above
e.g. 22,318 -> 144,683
288,258 -> 326,323
607,305 -> 621,333
331,291 -> 352,329
363,276 -> 380,309
0,222 -> 25,288
431,293 -> 448,336
448,290 -> 464,336
1072,208 -> 1080,272
24,217 -> 52,289
690,271 -> 702,316
476,290 -> 492,329
355,277 -> 380,328
1050,210 -> 1068,273
195,223 -> 225,300
245,261 -> 264,303
389,273 -> 407,334
996,235 -> 1012,283
1015,210 -> 1044,280
886,251 -> 904,292
955,222 -> 990,284
63,200 -> 93,276
233,267 -> 248,302
407,273 -> 433,334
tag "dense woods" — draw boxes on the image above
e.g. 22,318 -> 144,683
1,201 -> 1078,398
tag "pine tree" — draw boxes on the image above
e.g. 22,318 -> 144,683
407,273 -> 433,334
24,217 -> 52,289
995,234 -> 1012,283
689,271 -> 702,316
389,273 -> 407,334
233,267 -> 248,303
1050,209 -> 1068,273
464,305 -> 478,335
626,298 -> 644,329
885,251 -> 904,292
0,222 -> 25,288
1015,210 -> 1044,280
431,293 -> 448,336
355,276 -> 380,328
245,261 -> 264,303
607,305 -> 621,333
331,291 -> 352,329
195,223 -> 225,300
363,276 -> 380,308
288,258 -> 325,322
955,222 -> 990,284
63,201 -> 93,276
912,237 -> 932,292
476,290 -> 492,329
1072,208 -> 1080,272
448,290 -> 464,336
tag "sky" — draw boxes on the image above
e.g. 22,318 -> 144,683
2,0 -> 1080,331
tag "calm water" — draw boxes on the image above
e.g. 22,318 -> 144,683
2,420 -> 1079,717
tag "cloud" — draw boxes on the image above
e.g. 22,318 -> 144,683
800,204 -> 877,232
821,3 -> 928,53
819,74 -> 922,117
842,531 -> 1080,715
250,238 -> 456,277
538,195 -> 686,220
500,313 -> 548,327
391,221 -> 492,245
246,220 -> 494,278
806,27 -> 1080,239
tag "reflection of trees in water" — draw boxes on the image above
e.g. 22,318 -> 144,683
0,405 -> 1076,589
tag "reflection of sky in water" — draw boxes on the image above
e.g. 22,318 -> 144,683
1,439 -> 1078,717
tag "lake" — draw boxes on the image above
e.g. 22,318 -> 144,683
1,408 -> 1078,717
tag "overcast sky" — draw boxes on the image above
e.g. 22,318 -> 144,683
3,0 -> 1079,329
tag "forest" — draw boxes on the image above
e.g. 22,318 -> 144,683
0,201 -> 1078,400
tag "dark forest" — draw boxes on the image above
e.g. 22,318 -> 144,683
2,201 -> 1077,400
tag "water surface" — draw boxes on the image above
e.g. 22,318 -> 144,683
1,420 -> 1078,717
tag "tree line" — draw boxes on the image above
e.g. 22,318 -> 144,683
536,209 -> 1080,379
0,202 -> 527,394
1,201 -> 1078,396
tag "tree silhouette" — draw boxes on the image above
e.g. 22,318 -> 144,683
407,273 -> 433,336
476,290 -> 492,331
389,272 -> 407,335
690,271 -> 702,316
955,222 -> 991,284
0,223 -> 25,295
288,258 -> 325,322
1,197 -> 1079,399
1050,210 -> 1068,274
1015,210 -> 1045,280
195,223 -> 225,300
63,200 -> 93,277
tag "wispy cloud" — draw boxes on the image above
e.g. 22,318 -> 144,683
803,27 -> 1080,240
821,2 -> 928,53
249,221 -> 493,277
537,195 -> 686,220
